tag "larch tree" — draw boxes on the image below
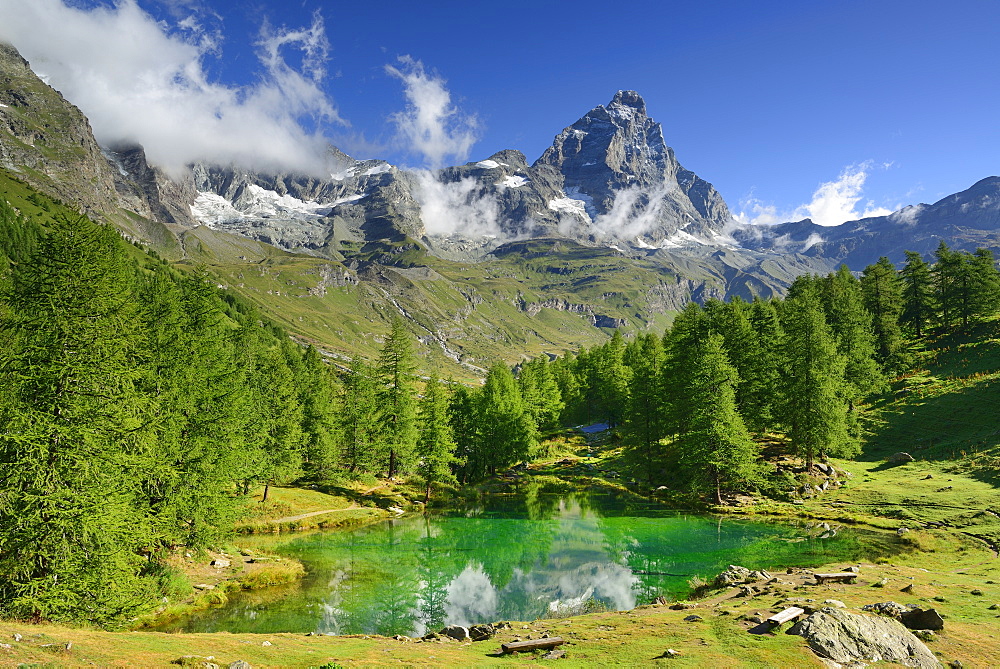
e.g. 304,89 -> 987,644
779,285 -> 853,469
377,317 -> 419,478
861,257 -> 908,372
0,214 -> 158,626
901,250 -> 936,338
415,374 -> 459,505
675,334 -> 761,504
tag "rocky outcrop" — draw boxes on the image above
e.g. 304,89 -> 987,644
0,41 -> 123,217
788,607 -> 940,668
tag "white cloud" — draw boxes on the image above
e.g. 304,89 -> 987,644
386,56 -> 479,169
735,163 -> 895,227
413,171 -> 501,237
0,0 -> 344,177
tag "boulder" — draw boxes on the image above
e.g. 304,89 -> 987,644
787,607 -> 938,668
440,625 -> 470,641
211,558 -> 231,568
713,565 -> 752,587
901,608 -> 945,631
228,663 -> 252,669
468,623 -> 497,641
863,601 -> 913,618
888,452 -> 915,464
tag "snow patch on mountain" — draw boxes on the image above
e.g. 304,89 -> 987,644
549,197 -> 592,222
500,175 -> 528,188
191,191 -> 245,226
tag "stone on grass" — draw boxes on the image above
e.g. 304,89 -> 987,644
211,559 -> 231,568
683,614 -> 703,622
872,578 -> 889,588
469,623 -> 497,641
787,607 -> 937,668
713,565 -> 752,587
971,589 -> 983,596
440,625 -> 470,641
888,452 -> 915,464
862,601 -> 913,618
822,599 -> 846,609
900,608 -> 945,631
542,648 -> 565,659
228,662 -> 252,669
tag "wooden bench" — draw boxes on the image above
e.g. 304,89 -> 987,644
501,637 -> 565,654
813,572 -> 858,585
766,606 -> 804,625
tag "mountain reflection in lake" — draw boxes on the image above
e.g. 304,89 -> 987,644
157,491 -> 897,636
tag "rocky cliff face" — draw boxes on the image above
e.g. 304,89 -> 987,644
0,42 -> 124,217
0,42 -> 193,243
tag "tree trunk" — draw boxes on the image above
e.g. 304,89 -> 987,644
262,483 -> 270,502
715,470 -> 723,505
388,449 -> 397,479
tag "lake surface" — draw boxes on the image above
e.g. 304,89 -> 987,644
158,490 -> 898,636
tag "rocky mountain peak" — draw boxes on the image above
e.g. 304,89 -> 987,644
533,91 -> 731,244
609,89 -> 647,115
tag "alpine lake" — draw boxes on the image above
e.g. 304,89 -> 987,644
156,488 -> 901,637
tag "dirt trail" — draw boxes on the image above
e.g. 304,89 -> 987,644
267,504 -> 359,524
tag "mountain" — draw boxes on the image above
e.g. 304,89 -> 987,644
734,177 -> 1000,266
2,39 -> 998,374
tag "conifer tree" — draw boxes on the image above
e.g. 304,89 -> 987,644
779,285 -> 854,468
296,346 -> 343,482
969,248 -> 1000,321
745,296 -> 784,433
901,250 -> 936,338
0,214 -> 157,625
377,317 -> 418,478
623,333 -> 666,484
675,334 -> 761,504
415,374 -> 459,504
861,257 -> 907,371
518,357 -> 564,433
934,241 -> 968,328
339,359 -> 385,474
661,302 -> 709,437
449,385 -> 482,483
821,265 -> 886,403
478,363 -> 538,473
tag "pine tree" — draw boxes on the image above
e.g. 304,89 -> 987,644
934,241 -> 968,328
296,346 -> 343,482
415,374 -> 459,504
377,317 -> 419,478
661,302 -> 709,437
0,214 -> 158,625
478,363 -> 538,473
969,248 -> 1000,321
821,265 -> 886,404
623,333 -> 666,485
675,334 -> 761,504
339,359 -> 385,474
901,250 -> 935,338
779,286 -> 854,468
518,357 -> 564,434
861,257 -> 907,371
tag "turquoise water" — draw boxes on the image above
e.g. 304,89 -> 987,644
157,491 -> 897,636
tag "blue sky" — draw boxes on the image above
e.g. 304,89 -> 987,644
1,0 -> 997,226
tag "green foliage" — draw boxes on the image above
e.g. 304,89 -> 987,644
673,334 -> 763,503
